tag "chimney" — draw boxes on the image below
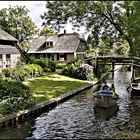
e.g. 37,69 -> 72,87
64,29 -> 66,34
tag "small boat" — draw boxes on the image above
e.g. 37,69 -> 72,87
93,89 -> 119,108
130,82 -> 140,97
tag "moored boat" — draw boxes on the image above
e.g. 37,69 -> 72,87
130,82 -> 140,96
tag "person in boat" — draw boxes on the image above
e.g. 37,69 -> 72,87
111,84 -> 118,97
101,82 -> 110,90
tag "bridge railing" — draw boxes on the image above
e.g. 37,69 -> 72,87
84,55 -> 140,66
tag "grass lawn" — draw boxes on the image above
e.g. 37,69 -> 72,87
23,72 -> 90,104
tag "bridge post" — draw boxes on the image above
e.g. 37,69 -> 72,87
132,65 -> 135,82
112,60 -> 115,79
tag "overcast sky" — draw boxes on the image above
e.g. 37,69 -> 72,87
0,1 -> 46,28
0,1 -> 87,36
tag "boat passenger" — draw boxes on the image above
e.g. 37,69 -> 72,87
101,82 -> 109,90
111,84 -> 118,97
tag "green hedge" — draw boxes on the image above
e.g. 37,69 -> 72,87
0,79 -> 35,116
29,58 -> 56,72
2,64 -> 43,81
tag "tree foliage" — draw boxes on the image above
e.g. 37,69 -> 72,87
39,27 -> 55,36
41,1 -> 140,56
126,1 -> 140,57
0,5 -> 37,50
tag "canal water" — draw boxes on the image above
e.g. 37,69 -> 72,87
1,66 -> 140,139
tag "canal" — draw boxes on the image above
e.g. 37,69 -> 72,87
1,66 -> 140,139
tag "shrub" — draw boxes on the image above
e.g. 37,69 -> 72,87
31,58 -> 47,70
0,73 -> 4,79
56,63 -> 66,69
23,64 -> 43,77
16,61 -> 26,68
77,64 -> 95,80
10,68 -> 29,81
2,67 -> 13,77
0,79 -> 35,116
62,58 -> 95,80
62,58 -> 84,78
30,58 -> 56,72
47,59 -> 56,72
2,64 -> 43,82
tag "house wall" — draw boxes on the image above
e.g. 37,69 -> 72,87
76,42 -> 87,52
10,54 -> 21,68
54,53 -> 74,64
29,53 -> 75,64
0,54 -> 20,71
74,41 -> 87,58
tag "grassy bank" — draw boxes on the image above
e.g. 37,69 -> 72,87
23,72 -> 90,104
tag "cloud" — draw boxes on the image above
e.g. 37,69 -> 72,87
0,1 -> 81,34
0,1 -> 46,28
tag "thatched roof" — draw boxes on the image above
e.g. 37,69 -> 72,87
0,45 -> 20,54
0,29 -> 18,41
28,33 -> 85,53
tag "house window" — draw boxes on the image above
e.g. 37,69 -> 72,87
6,54 -> 10,61
59,53 -> 65,61
50,42 -> 52,46
46,41 -> 53,47
31,54 -> 35,58
50,54 -> 54,61
59,53 -> 67,61
40,54 -> 44,58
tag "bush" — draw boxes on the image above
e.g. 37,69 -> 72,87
0,73 -> 4,79
62,58 -> 95,80
16,61 -> 26,68
47,59 -> 56,72
62,58 -> 84,78
29,58 -> 56,72
77,64 -> 95,80
23,64 -> 43,77
10,68 -> 29,81
56,63 -> 66,69
1,64 -> 43,82
0,79 -> 35,116
62,63 -> 77,77
2,67 -> 13,77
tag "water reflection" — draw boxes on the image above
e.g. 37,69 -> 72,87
1,66 -> 140,139
27,66 -> 133,139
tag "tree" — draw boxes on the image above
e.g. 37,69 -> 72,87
39,27 -> 55,36
0,5 -> 37,50
41,1 -> 140,57
126,1 -> 140,57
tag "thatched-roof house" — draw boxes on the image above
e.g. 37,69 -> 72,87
0,29 -> 26,71
28,31 -> 87,63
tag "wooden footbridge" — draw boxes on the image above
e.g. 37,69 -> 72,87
85,55 -> 140,68
85,55 -> 140,80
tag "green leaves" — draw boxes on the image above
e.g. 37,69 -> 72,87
0,5 -> 37,51
41,1 -> 140,57
0,79 -> 35,115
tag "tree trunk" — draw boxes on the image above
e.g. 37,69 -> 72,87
126,37 -> 134,57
